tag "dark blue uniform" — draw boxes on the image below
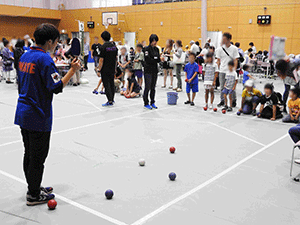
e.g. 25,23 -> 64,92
14,46 -> 63,197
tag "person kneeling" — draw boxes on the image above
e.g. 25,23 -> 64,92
238,80 -> 262,116
257,83 -> 283,121
283,87 -> 300,123
120,68 -> 140,98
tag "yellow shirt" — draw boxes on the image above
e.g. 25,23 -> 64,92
242,88 -> 262,101
288,98 -> 300,116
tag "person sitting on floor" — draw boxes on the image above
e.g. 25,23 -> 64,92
120,68 -> 140,98
257,83 -> 283,121
283,87 -> 300,123
238,80 -> 262,115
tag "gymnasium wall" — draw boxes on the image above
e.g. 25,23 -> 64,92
0,5 -> 61,40
58,0 -> 300,54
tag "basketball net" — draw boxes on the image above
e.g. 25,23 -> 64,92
104,22 -> 111,29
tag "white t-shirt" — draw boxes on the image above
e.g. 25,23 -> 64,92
190,44 -> 200,55
251,46 -> 257,54
200,48 -> 209,60
216,44 -> 240,73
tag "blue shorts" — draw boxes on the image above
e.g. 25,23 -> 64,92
134,70 -> 143,78
186,83 -> 199,93
222,88 -> 234,95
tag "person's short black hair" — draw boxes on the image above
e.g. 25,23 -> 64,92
206,52 -> 214,59
248,48 -> 253,52
66,38 -> 71,45
228,60 -> 234,66
275,59 -> 289,75
235,42 -> 240,48
101,31 -> 111,42
176,40 -> 182,47
149,34 -> 159,44
257,50 -> 262,55
249,42 -> 254,46
34,23 -> 60,46
189,52 -> 196,58
15,39 -> 25,48
264,83 -> 274,92
204,43 -> 210,48
223,32 -> 232,40
136,43 -> 143,48
290,87 -> 300,97
130,47 -> 134,50
3,39 -> 9,47
243,64 -> 249,71
195,41 -> 200,46
209,46 -> 215,51
263,50 -> 268,56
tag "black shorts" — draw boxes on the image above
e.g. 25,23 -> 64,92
163,61 -> 173,69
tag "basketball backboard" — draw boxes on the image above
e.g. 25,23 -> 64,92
102,12 -> 118,27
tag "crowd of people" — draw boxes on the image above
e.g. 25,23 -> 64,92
4,22 -> 300,206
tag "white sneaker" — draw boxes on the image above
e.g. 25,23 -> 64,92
295,159 -> 300,164
161,85 -> 166,88
176,88 -> 182,92
209,104 -> 213,109
173,87 -> 177,91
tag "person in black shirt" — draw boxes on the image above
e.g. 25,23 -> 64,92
120,68 -> 140,98
257,83 -> 283,120
91,36 -> 102,71
143,34 -> 161,110
98,31 -> 118,107
275,59 -> 300,112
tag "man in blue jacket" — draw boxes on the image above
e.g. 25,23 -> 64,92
14,23 -> 81,206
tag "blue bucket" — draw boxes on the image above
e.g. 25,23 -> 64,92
167,92 -> 179,105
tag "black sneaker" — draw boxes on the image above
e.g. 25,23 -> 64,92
6,80 -> 13,84
26,187 -> 54,198
191,102 -> 195,106
217,101 -> 224,107
26,192 -> 55,206
184,101 -> 191,104
232,100 -> 237,107
222,105 -> 228,111
227,107 -> 233,112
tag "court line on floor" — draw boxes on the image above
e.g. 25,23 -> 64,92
131,133 -> 289,225
84,99 -> 103,111
138,117 -> 266,147
0,170 -> 128,225
208,122 -> 266,147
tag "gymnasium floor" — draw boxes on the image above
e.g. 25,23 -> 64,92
1,65 -> 300,225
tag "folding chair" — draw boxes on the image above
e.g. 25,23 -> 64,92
290,140 -> 300,177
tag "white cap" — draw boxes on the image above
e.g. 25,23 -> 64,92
245,80 -> 254,87
190,40 -> 195,44
24,34 -> 30,39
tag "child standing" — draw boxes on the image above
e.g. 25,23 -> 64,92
118,47 -> 130,88
2,39 -> 14,84
133,44 -> 144,88
282,88 -> 300,123
238,79 -> 262,115
120,68 -> 140,98
242,64 -> 255,86
202,52 -> 218,109
257,83 -> 283,121
184,52 -> 199,106
14,24 -> 81,206
222,60 -> 238,111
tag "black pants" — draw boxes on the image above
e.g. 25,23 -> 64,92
21,128 -> 51,197
84,55 -> 89,70
261,107 -> 282,119
143,72 -> 158,106
102,74 -> 115,103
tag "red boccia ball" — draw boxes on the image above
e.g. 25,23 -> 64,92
213,108 -> 217,112
170,147 -> 176,153
222,110 -> 226,114
203,107 -> 208,111
47,200 -> 57,210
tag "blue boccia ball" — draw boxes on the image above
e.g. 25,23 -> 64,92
169,172 -> 176,181
105,189 -> 114,199
237,111 -> 241,116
